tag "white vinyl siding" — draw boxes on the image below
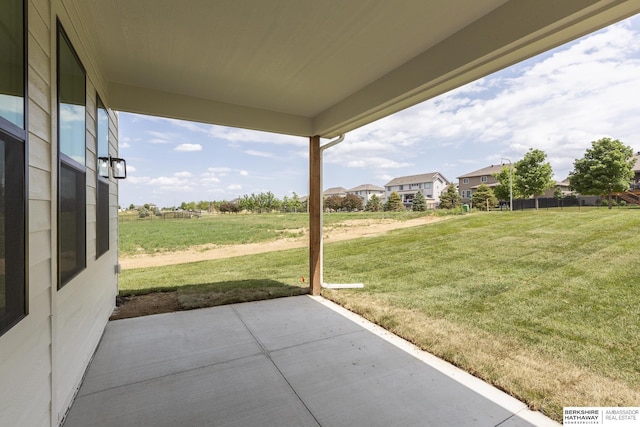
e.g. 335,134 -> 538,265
1,2 -> 120,425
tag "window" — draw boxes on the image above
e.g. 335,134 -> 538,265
399,185 -> 403,190
463,178 -> 469,184
96,97 -> 109,258
0,0 -> 27,335
481,176 -> 488,183
424,182 -> 431,189
58,24 -> 86,288
0,1 -> 25,128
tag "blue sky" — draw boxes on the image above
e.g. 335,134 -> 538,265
119,15 -> 640,208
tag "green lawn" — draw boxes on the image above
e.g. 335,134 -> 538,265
119,208 -> 640,421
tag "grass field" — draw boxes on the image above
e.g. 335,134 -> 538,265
119,210 -> 432,256
119,208 -> 640,421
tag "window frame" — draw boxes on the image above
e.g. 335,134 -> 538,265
0,0 -> 28,336
57,22 -> 87,289
95,96 -> 109,258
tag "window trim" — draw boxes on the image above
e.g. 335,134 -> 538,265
96,96 -> 109,258
0,128 -> 28,335
57,22 -> 87,288
0,0 -> 29,336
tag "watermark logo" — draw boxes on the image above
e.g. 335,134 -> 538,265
564,407 -> 639,425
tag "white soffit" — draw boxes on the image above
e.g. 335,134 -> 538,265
67,0 -> 640,138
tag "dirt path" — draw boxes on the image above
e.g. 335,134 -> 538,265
121,215 -> 449,270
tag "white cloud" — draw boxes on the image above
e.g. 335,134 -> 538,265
174,171 -> 193,177
240,170 -> 249,176
175,143 -> 202,152
200,171 -> 221,183
164,116 -> 307,147
146,130 -> 173,144
209,127 -> 307,147
342,18 -> 640,181
244,149 -> 277,158
59,104 -> 85,123
343,157 -> 412,169
226,184 -> 242,190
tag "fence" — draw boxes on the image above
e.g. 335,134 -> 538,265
118,210 -> 203,222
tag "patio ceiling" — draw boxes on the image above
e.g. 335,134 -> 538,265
66,0 -> 640,138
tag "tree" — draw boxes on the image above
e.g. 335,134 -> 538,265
342,194 -> 363,211
324,195 -> 343,211
281,195 -> 290,212
262,191 -> 280,213
492,166 -> 522,204
128,203 -> 135,210
290,192 -> 303,213
238,194 -> 255,212
514,149 -> 554,210
383,191 -> 404,211
196,200 -> 210,211
219,200 -> 238,213
411,191 -> 426,211
569,137 -> 634,209
553,187 -> 564,210
471,184 -> 498,211
438,184 -> 461,209
364,194 -> 383,212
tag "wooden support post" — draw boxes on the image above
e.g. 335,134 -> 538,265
309,135 -> 321,295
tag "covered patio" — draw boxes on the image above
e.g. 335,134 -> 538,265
62,296 -> 557,426
5,1 -> 640,425
68,0 -> 640,294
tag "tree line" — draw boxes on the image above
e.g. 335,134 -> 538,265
473,137 -> 635,211
393,136 -> 636,212
129,137 -> 635,214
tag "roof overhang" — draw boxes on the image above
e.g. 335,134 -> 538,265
64,0 -> 640,138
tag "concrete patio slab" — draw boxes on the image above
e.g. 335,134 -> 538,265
63,295 -> 559,427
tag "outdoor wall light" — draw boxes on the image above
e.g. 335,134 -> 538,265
98,156 -> 127,179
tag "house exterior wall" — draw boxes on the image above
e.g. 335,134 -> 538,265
347,188 -> 385,203
384,175 -> 448,208
432,177 -> 448,203
458,174 -> 498,202
0,1 -> 120,425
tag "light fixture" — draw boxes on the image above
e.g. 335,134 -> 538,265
98,156 -> 127,179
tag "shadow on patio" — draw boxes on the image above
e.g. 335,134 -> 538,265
63,295 -> 558,426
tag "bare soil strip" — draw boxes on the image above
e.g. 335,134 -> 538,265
121,216 -> 448,270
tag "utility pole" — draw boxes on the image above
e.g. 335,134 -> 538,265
501,158 -> 513,211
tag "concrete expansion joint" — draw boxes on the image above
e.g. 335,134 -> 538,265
230,305 -> 323,426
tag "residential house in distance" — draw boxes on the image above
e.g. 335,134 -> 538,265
460,164 -> 598,206
323,187 -> 348,198
457,164 -> 504,202
384,172 -> 450,209
347,184 -> 386,203
633,152 -> 640,183
541,179 -> 571,198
